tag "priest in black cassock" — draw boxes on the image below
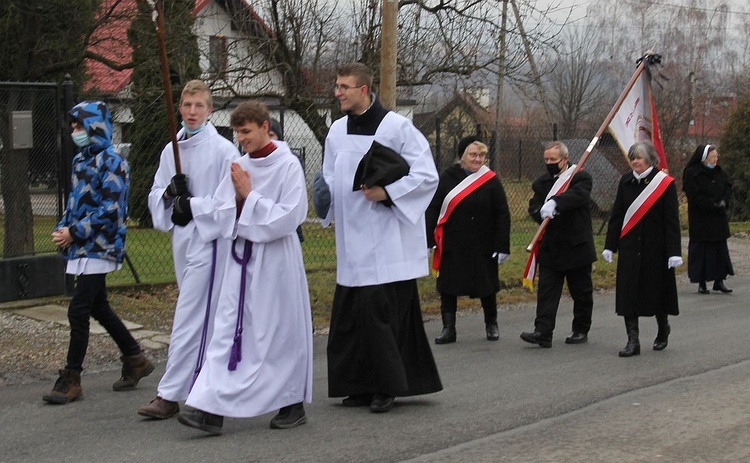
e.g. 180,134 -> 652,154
313,62 -> 442,413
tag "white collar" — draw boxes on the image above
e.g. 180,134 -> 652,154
632,166 -> 654,180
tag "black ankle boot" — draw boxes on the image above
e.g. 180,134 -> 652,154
485,322 -> 499,341
653,314 -> 670,351
435,311 -> 456,344
482,295 -> 498,341
712,280 -> 732,293
698,281 -> 709,294
619,317 -> 640,357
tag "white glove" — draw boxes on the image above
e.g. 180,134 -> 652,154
495,253 -> 510,264
602,249 -> 614,263
540,199 -> 557,220
667,256 -> 683,269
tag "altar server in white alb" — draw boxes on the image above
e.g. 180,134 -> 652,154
314,62 -> 443,414
178,101 -> 313,435
138,80 -> 239,420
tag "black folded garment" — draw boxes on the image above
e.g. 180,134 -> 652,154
352,141 -> 410,192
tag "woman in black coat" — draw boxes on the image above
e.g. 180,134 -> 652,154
603,141 -> 682,357
682,144 -> 734,294
426,137 -> 511,344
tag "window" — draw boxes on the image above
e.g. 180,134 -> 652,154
209,35 -> 228,77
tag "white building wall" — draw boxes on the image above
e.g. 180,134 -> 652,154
194,3 -> 284,98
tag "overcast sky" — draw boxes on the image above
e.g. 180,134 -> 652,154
533,0 -> 590,22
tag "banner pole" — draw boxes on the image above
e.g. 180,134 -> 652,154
138,0 -> 182,173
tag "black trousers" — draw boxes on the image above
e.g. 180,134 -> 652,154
440,293 -> 498,324
534,263 -> 593,336
65,273 -> 140,371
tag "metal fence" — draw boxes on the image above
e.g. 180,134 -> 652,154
1,79 -> 632,296
0,82 -> 71,300
0,82 -> 65,253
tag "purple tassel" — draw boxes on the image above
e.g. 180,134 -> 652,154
228,331 -> 243,371
228,238 -> 252,372
189,240 -> 218,390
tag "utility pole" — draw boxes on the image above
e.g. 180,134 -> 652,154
494,0 -> 509,169
380,0 -> 398,109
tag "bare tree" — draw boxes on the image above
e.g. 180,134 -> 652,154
579,0 -> 748,166
546,29 -> 608,138
207,0 -> 568,146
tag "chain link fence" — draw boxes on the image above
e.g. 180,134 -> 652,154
1,78 -> 638,296
0,83 -> 65,254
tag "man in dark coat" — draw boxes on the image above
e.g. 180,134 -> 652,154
521,141 -> 596,348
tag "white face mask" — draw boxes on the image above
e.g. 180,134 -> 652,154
71,131 -> 91,148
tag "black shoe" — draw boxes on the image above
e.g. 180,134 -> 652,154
270,402 -> 307,429
342,394 -> 373,407
485,322 -> 499,341
520,331 -> 552,348
698,282 -> 709,294
713,280 -> 732,293
434,326 -> 456,344
653,339 -> 668,351
565,332 -> 588,344
177,409 -> 224,435
619,342 -> 641,357
370,394 -> 394,413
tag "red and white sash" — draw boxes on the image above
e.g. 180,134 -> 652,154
522,165 -> 578,290
432,165 -> 496,274
545,164 -> 577,202
620,170 -> 674,238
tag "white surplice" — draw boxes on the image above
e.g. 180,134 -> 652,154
322,113 -> 439,287
147,123 -> 239,402
186,141 -> 313,418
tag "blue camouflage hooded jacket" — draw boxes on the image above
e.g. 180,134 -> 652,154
57,101 -> 129,263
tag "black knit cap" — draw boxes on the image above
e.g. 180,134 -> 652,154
457,135 -> 481,158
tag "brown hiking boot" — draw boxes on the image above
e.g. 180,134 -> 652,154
112,352 -> 155,391
43,369 -> 83,404
138,396 -> 180,419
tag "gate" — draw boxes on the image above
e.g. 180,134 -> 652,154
0,80 -> 72,302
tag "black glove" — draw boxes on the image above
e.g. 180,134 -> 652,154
171,195 -> 193,226
165,173 -> 189,198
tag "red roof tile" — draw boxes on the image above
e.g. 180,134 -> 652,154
84,0 -> 138,94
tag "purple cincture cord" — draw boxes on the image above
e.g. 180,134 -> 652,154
189,240 -> 218,390
228,237 -> 252,371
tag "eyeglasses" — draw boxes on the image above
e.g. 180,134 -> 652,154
334,84 -> 365,93
465,152 -> 487,159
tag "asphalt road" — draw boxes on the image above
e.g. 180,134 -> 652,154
1,275 -> 748,463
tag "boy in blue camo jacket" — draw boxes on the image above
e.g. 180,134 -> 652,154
44,101 -> 154,404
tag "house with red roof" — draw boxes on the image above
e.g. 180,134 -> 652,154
84,0 -> 321,173
85,0 -> 283,99
687,94 -> 737,144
